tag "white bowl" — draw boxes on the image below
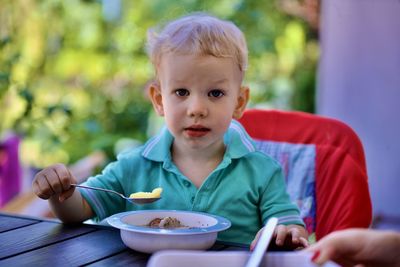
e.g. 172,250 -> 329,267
107,210 -> 231,253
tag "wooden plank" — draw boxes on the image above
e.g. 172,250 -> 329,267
86,250 -> 150,267
0,215 -> 39,233
0,221 -> 96,259
0,229 -> 128,266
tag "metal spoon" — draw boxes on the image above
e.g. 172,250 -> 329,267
71,184 -> 161,204
245,217 -> 278,267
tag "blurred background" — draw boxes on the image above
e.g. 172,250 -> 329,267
0,0 -> 399,229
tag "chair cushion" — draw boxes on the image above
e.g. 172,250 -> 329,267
254,140 -> 316,235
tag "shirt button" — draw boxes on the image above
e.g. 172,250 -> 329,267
183,180 -> 191,187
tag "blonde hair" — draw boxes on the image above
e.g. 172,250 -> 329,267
146,13 -> 248,74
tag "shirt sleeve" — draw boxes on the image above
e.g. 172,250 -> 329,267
79,160 -> 127,221
260,165 -> 305,227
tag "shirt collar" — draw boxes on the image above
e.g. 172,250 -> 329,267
141,120 -> 256,162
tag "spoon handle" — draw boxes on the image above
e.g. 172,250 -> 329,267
71,183 -> 126,199
245,217 -> 278,267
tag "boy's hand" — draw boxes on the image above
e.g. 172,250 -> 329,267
251,224 -> 309,251
32,163 -> 77,202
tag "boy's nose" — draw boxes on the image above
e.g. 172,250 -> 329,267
187,98 -> 208,118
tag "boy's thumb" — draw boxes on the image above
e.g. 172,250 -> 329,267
59,187 -> 75,202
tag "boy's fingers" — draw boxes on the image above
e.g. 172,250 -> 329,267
46,171 -> 64,194
52,164 -> 74,191
299,237 -> 309,247
289,227 -> 300,243
275,225 -> 287,246
250,228 -> 263,251
59,187 -> 75,202
32,180 -> 47,199
32,164 -> 74,200
42,164 -> 75,193
250,240 -> 256,251
36,175 -> 55,199
67,168 -> 78,186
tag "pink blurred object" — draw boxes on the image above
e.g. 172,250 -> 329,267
0,134 -> 22,207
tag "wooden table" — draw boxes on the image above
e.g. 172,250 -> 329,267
0,212 -> 247,266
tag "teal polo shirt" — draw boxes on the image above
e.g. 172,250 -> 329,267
79,120 -> 304,245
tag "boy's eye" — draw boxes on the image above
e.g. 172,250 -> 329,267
175,89 -> 189,97
208,89 -> 224,98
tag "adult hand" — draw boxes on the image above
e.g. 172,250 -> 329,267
306,228 -> 400,267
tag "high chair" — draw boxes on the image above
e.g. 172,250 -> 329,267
238,109 -> 372,240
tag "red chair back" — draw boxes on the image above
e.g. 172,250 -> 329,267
238,109 -> 372,240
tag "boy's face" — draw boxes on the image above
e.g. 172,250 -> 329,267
149,53 -> 249,151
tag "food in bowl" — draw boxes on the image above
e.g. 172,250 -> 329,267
148,217 -> 187,229
107,210 -> 231,253
129,187 -> 163,199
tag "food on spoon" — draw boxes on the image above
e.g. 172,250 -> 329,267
148,217 -> 185,229
129,187 -> 163,199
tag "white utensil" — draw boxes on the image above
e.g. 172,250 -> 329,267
244,217 -> 278,267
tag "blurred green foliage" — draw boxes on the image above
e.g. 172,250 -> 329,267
0,0 -> 319,168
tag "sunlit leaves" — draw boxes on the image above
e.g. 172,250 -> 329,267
0,0 -> 318,168
0,86 -> 27,133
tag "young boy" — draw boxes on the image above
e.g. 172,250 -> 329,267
33,13 -> 308,248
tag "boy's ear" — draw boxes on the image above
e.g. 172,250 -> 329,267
233,86 -> 250,119
149,82 -> 165,116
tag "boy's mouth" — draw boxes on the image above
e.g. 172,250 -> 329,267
184,125 -> 210,137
